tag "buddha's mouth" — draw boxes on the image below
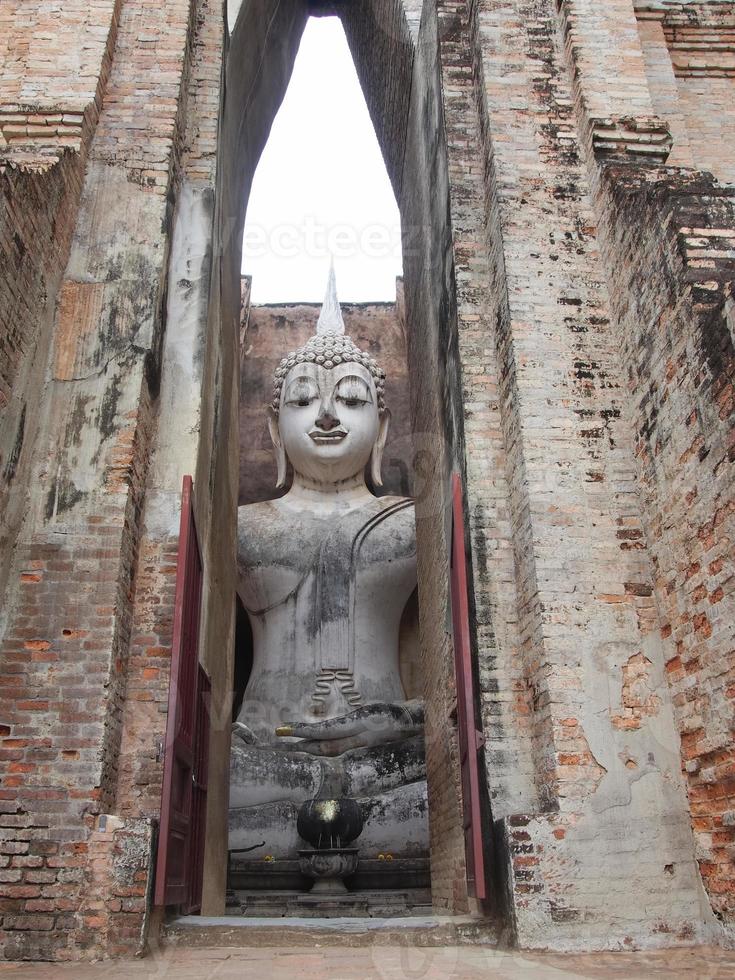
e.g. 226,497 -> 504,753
309,428 -> 348,443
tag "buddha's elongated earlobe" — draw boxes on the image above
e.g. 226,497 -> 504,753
371,409 -> 391,488
267,407 -> 287,489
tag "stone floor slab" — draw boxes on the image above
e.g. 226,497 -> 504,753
0,945 -> 734,979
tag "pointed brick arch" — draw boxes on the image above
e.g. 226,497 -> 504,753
217,0 -> 482,914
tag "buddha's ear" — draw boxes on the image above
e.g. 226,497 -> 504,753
267,407 -> 287,489
371,408 -> 391,488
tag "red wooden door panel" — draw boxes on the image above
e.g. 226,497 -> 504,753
184,665 -> 211,914
155,475 -> 204,908
450,471 -> 487,900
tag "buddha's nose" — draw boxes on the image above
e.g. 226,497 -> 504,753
316,408 -> 340,431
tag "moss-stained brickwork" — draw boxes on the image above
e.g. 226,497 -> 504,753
0,0 -> 733,960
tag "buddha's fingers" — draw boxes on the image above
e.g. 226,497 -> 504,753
288,724 -> 424,758
283,704 -> 393,739
279,700 -> 425,742
294,734 -> 365,757
283,718 -> 368,740
231,721 -> 258,745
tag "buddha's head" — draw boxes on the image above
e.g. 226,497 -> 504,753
268,268 -> 390,489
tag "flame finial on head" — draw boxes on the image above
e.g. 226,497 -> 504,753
271,263 -> 386,416
316,260 -> 346,336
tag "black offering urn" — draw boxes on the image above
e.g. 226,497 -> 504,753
297,797 -> 363,849
297,798 -> 364,894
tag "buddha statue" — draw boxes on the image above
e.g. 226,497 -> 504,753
229,268 -> 428,862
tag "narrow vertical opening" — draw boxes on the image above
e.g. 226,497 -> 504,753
227,15 -> 432,916
215,0 -> 488,922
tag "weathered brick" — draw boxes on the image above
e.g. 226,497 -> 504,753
1,0 -> 733,962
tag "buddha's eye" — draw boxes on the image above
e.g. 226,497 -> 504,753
284,379 -> 318,407
335,377 -> 372,407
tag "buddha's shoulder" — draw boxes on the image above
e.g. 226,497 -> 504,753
374,494 -> 415,522
237,500 -> 299,545
238,499 -> 281,525
237,500 -> 311,567
237,498 -> 337,536
236,496 -> 414,537
367,495 -> 416,556
374,493 -> 414,510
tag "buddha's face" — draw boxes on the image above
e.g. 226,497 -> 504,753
272,361 -> 385,486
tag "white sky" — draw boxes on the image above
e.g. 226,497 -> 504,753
241,17 -> 403,304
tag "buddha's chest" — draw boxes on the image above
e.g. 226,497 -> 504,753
236,499 -> 417,620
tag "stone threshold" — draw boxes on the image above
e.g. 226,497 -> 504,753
162,913 -> 501,947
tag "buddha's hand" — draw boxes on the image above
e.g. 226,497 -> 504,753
275,699 -> 424,757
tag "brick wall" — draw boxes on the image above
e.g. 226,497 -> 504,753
0,499 -> 154,959
0,1 -> 120,114
564,0 -> 735,941
115,537 -> 179,820
437,0 -> 539,827
0,155 -> 85,607
339,0 -> 416,199
462,0 -> 719,948
399,0 -> 473,914
0,0 -> 121,612
636,3 -> 735,185
0,156 -> 81,415
637,16 -> 696,169
0,0 -> 200,959
595,166 -> 735,930
115,0 -> 225,829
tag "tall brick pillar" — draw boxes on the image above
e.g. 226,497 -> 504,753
563,0 -> 735,939
428,0 -> 722,949
0,0 -> 226,960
